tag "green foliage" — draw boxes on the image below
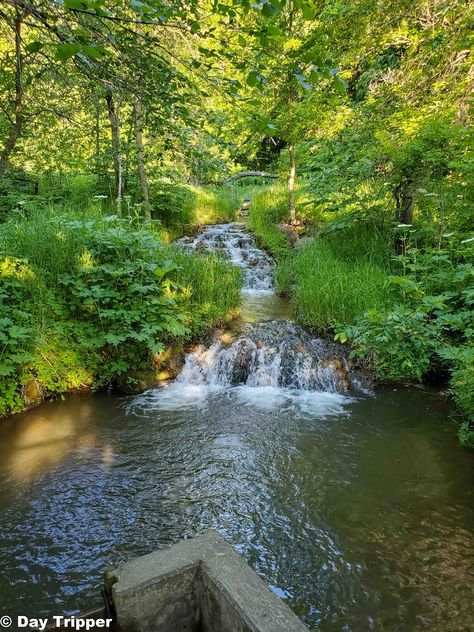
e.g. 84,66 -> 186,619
438,346 -> 474,447
339,304 -> 441,382
151,181 -> 196,227
0,258 -> 37,415
338,244 -> 474,384
288,240 -> 388,334
248,182 -> 293,259
150,181 -> 240,237
0,208 -> 241,416
170,248 -> 242,335
0,169 -> 39,222
59,227 -> 188,382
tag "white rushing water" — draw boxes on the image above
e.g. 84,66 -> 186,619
176,222 -> 275,293
132,223 -> 366,416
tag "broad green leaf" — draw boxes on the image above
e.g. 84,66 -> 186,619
25,41 -> 44,53
332,74 -> 348,94
82,45 -> 109,59
55,43 -> 82,61
64,0 -> 91,9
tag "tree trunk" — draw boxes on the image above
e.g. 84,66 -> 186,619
288,142 -> 296,223
106,89 -> 122,215
123,119 -> 134,196
93,102 -> 101,175
0,9 -> 24,178
134,93 -> 150,222
394,180 -> 414,224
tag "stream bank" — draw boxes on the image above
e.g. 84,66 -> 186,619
0,219 -> 473,631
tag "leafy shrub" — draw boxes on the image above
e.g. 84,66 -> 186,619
338,304 -> 442,381
438,346 -> 474,447
59,228 -> 188,383
150,180 -> 196,227
0,169 -> 39,223
0,258 -> 37,415
338,245 -> 474,384
0,211 -> 242,415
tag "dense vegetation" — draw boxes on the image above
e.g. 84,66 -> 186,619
0,191 -> 241,415
0,0 -> 472,445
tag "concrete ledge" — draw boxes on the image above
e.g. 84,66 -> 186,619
105,531 -> 309,632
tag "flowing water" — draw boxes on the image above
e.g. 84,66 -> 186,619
0,223 -> 473,631
177,222 -> 275,293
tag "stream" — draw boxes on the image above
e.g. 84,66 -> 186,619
0,223 -> 473,631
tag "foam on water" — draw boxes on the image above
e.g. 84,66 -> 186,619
131,321 -> 363,416
176,222 -> 274,293
131,223 -> 367,417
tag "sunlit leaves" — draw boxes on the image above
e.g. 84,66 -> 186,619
25,41 -> 45,53
246,70 -> 266,88
54,42 -> 109,60
332,74 -> 348,94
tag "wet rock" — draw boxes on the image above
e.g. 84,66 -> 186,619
176,320 -> 370,394
21,378 -> 44,409
117,346 -> 185,394
295,236 -> 315,249
229,339 -> 254,384
154,346 -> 186,380
278,224 -> 299,245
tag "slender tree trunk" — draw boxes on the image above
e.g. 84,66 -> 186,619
133,19 -> 150,223
106,89 -> 122,215
394,180 -> 414,224
0,8 -> 24,178
288,142 -> 296,223
93,102 -> 101,175
123,119 -> 134,197
134,93 -> 150,222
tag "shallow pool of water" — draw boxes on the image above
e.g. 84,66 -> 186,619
0,386 -> 472,631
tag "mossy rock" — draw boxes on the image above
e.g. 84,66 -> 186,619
117,345 -> 186,394
21,378 -> 44,409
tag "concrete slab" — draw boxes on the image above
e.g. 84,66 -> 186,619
105,531 -> 309,632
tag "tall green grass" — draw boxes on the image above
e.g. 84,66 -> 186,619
248,181 -> 293,258
190,185 -> 241,225
287,240 -> 389,332
169,248 -> 242,333
149,182 -> 243,240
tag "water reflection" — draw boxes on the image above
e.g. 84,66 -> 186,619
0,401 -> 103,481
0,389 -> 472,632
240,291 -> 295,323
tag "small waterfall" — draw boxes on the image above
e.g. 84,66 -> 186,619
176,223 -> 274,293
132,321 -> 367,416
131,223 -> 369,417
178,321 -> 354,392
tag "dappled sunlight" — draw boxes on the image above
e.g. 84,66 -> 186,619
79,248 -> 95,269
0,256 -> 35,281
0,401 -> 100,481
0,0 -> 471,627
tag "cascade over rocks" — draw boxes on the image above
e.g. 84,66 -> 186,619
133,223 -> 370,414
176,223 -> 274,293
176,320 -> 366,393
